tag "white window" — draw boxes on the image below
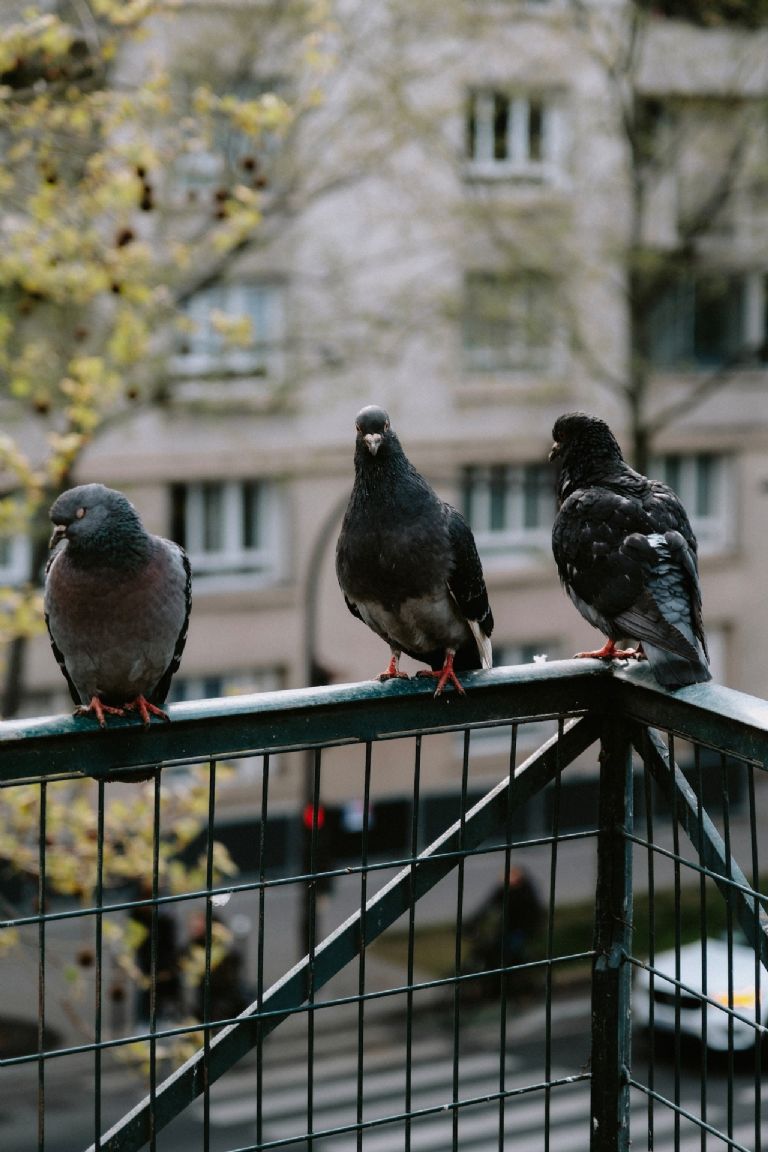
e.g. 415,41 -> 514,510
463,463 -> 555,560
0,533 -> 31,585
172,479 -> 284,584
463,272 -> 560,372
172,282 -> 285,378
648,271 -> 767,369
466,89 -> 564,180
649,452 -> 733,555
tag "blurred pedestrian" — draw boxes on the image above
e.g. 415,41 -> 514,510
464,866 -> 543,999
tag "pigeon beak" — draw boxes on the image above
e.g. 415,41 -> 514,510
49,524 -> 67,548
364,433 -> 382,456
548,441 -> 561,462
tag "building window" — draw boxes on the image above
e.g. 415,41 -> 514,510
0,533 -> 31,585
171,479 -> 284,583
462,272 -> 559,372
647,271 -> 767,369
463,463 -> 555,560
174,76 -> 287,194
650,453 -> 733,554
466,89 -> 563,180
169,667 -> 283,703
172,282 -> 285,378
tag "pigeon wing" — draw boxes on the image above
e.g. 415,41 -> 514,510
552,487 -> 651,620
148,540 -> 193,706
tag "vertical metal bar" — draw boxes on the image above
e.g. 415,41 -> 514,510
747,762 -> 762,1152
451,728 -> 471,1151
544,718 -> 564,1152
694,744 -> 708,1149
497,723 -> 518,1152
255,751 -> 270,1150
148,770 -> 162,1152
669,733 -> 682,1152
94,780 -> 105,1150
202,756 -> 217,1152
404,735 -> 421,1152
721,751 -> 735,1140
356,742 -> 373,1152
641,731 -> 656,1151
590,713 -> 633,1152
306,747 -> 322,1150
37,780 -> 47,1152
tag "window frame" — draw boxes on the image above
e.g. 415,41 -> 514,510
173,478 -> 285,586
465,88 -> 564,181
649,451 -> 734,555
171,281 -> 285,380
0,531 -> 31,586
462,270 -> 561,374
463,462 -> 556,561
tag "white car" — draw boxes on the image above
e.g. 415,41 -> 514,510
633,934 -> 766,1052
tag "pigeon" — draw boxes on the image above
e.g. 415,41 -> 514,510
44,483 -> 192,727
335,405 -> 493,695
549,412 -> 711,689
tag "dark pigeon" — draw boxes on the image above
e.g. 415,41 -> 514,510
549,412 -> 711,689
44,483 -> 191,727
336,405 -> 493,695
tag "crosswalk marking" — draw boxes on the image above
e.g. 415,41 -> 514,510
199,1046 -> 521,1129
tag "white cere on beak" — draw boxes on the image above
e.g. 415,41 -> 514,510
364,433 -> 382,455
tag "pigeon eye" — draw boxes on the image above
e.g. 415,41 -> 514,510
384,421 -> 389,431
75,507 -> 86,520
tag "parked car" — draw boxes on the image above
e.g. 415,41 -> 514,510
633,933 -> 765,1052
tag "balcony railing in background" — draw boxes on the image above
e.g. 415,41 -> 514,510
0,661 -> 766,1152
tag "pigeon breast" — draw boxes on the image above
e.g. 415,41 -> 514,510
45,537 -> 189,706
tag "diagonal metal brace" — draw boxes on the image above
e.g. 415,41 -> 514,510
632,724 -> 768,974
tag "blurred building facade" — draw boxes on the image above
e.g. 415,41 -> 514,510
10,0 -> 768,858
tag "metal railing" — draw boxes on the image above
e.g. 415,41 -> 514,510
0,660 -> 766,1152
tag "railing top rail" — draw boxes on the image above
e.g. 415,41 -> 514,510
0,659 -> 767,784
0,659 -> 609,783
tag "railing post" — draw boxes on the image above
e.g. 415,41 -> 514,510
590,715 -> 634,1152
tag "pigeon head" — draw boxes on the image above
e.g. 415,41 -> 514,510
49,483 -> 148,563
549,412 -> 626,498
355,405 -> 393,458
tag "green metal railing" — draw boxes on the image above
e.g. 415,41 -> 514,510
0,660 -> 766,1152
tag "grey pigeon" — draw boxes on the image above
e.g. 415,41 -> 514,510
44,483 -> 191,726
549,412 -> 711,689
336,405 -> 493,695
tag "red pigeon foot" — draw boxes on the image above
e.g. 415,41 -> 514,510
377,654 -> 410,682
125,696 -> 170,727
574,639 -> 643,661
416,651 -> 466,697
75,698 -> 127,728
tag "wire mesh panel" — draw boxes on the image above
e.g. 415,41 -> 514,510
0,660 -> 765,1152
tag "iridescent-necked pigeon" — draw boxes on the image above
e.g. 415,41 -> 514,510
549,412 -> 711,689
336,405 -> 494,695
44,483 -> 191,726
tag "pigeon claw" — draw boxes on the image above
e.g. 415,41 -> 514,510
377,653 -> 410,682
416,651 -> 466,697
574,639 -> 643,661
75,697 -> 127,728
125,696 -> 170,727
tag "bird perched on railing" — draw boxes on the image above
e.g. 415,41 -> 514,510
44,483 -> 191,727
549,411 -> 710,689
336,405 -> 493,696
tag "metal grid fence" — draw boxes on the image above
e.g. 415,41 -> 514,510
0,660 -> 766,1152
